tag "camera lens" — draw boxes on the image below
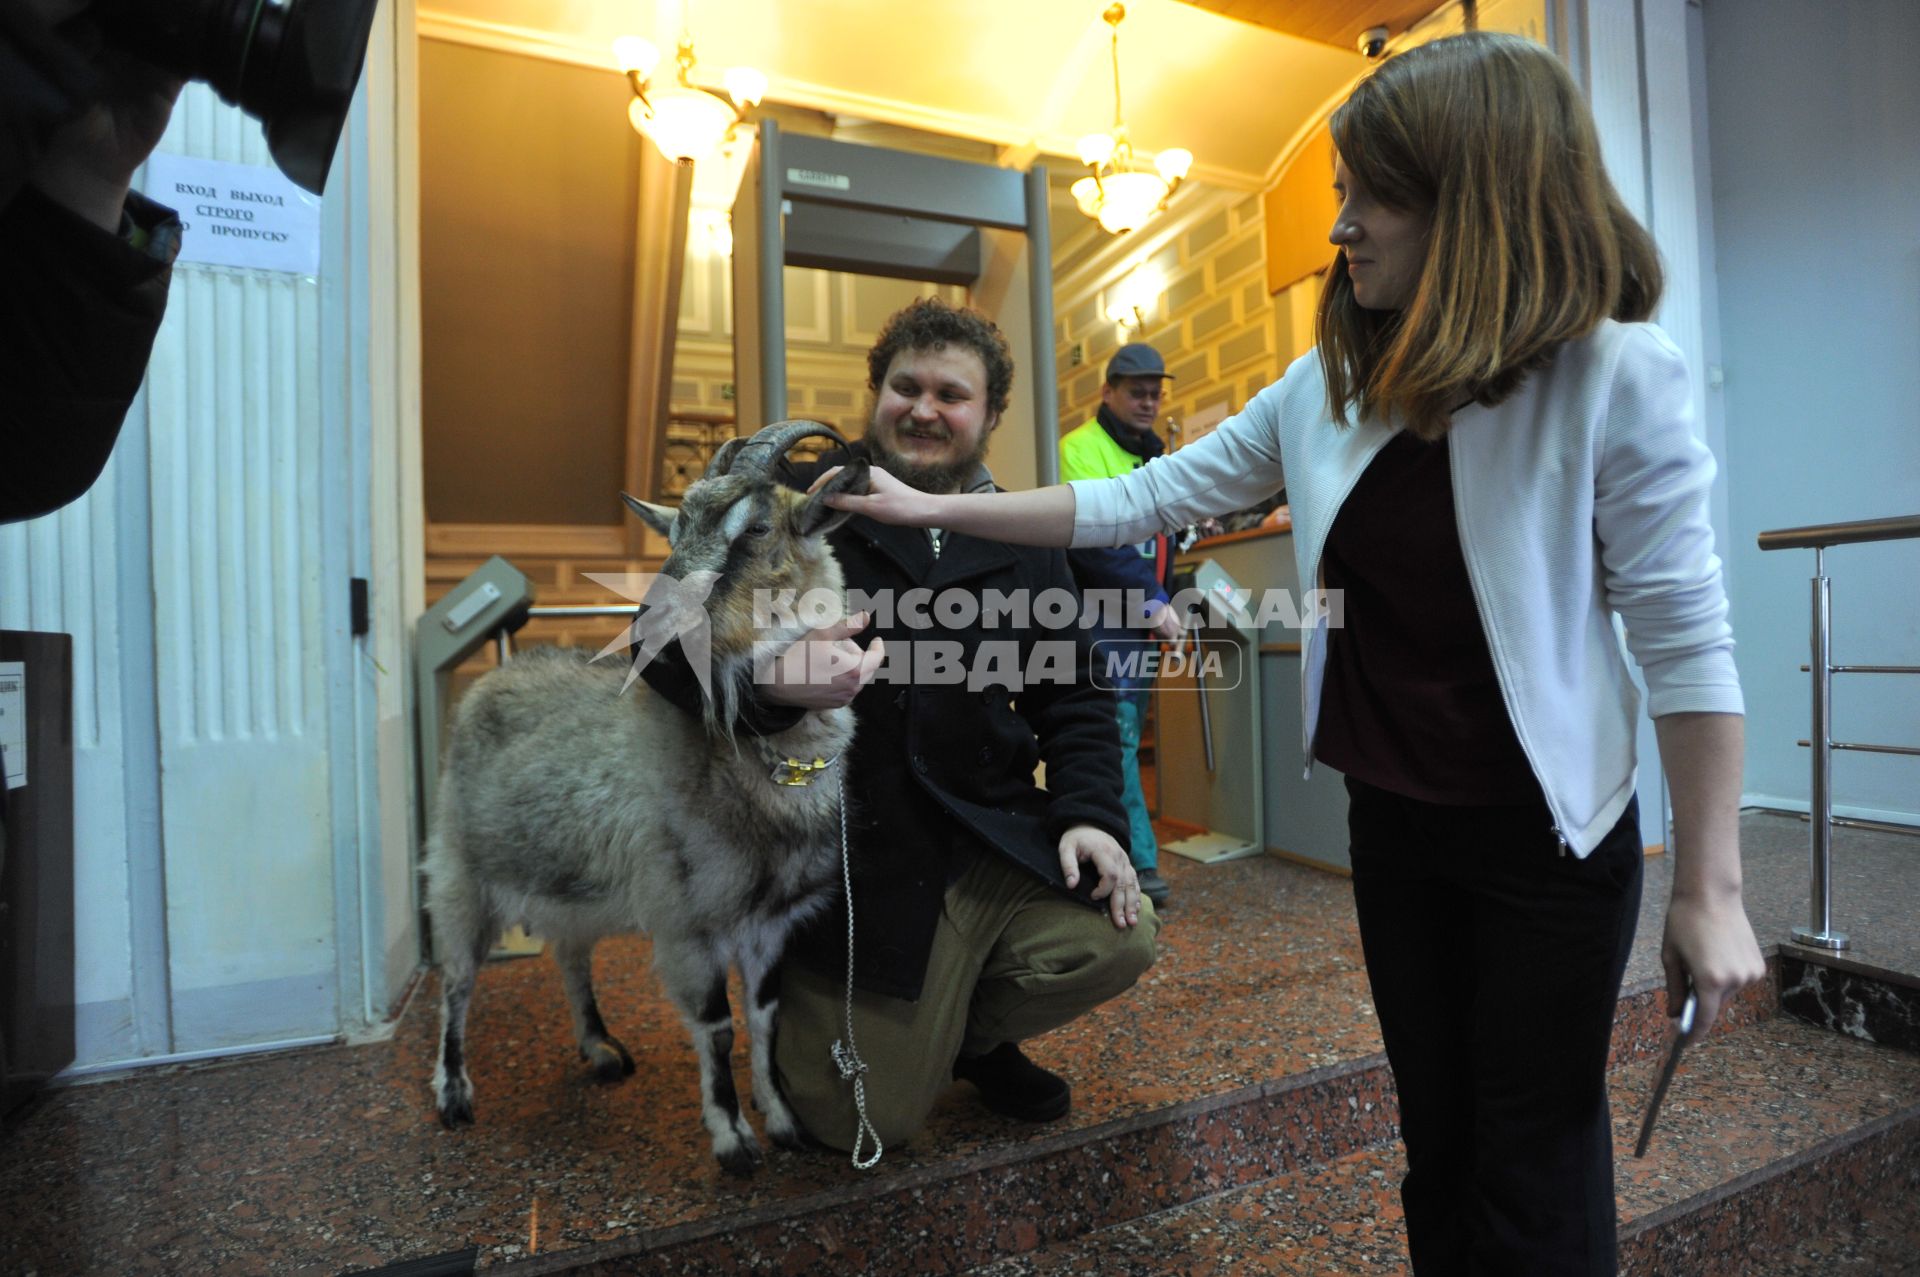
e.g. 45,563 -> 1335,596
95,0 -> 378,194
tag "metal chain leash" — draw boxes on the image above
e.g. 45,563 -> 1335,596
828,769 -> 883,1169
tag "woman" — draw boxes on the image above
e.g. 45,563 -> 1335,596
827,31 -> 1765,1275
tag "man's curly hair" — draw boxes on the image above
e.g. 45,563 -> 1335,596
866,297 -> 1015,420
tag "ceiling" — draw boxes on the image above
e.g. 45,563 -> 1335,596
1175,0 -> 1443,51
416,0 -> 1396,190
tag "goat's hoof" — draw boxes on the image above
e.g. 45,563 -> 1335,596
767,1120 -> 809,1153
716,1138 -> 763,1178
581,1038 -> 635,1082
436,1087 -> 476,1129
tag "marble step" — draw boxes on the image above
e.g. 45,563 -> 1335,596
956,1015 -> 1920,1276
490,976 -> 1776,1276
1746,1196 -> 1920,1275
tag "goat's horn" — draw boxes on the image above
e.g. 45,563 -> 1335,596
702,436 -> 750,479
715,419 -> 849,481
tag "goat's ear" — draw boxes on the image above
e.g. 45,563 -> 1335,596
621,491 -> 676,538
795,458 -> 870,538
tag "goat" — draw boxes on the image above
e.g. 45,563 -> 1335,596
423,421 -> 871,1175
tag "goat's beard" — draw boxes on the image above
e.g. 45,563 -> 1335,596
862,417 -> 992,495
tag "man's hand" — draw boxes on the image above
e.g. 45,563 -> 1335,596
1144,598 -> 1185,644
1057,824 -> 1140,930
755,612 -> 886,710
26,1 -> 185,231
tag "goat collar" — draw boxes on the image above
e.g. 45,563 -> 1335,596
758,745 -> 844,788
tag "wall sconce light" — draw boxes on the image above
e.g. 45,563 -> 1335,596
1104,262 -> 1165,331
691,206 -> 733,257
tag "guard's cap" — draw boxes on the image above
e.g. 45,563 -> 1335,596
1105,342 -> 1173,381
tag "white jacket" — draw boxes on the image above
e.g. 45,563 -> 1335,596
1070,320 -> 1742,856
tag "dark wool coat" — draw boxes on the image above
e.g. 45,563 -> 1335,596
0,185 -> 177,523
640,444 -> 1129,1000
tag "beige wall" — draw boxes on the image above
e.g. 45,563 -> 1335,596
1055,188 -> 1286,446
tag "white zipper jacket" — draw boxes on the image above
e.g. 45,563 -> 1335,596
1069,320 -> 1742,856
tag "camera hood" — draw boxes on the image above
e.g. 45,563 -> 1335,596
259,0 -> 380,194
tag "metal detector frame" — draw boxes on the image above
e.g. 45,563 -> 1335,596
731,121 -> 1062,485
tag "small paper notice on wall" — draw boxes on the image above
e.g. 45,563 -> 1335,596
142,152 -> 323,276
1178,402 -> 1231,447
0,661 -> 25,790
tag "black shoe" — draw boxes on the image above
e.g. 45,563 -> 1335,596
1138,870 -> 1171,908
952,1043 -> 1071,1122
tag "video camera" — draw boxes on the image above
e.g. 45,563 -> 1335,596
92,0 -> 380,194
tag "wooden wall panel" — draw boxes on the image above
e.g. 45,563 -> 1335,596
420,40 -> 639,527
1263,125 -> 1339,296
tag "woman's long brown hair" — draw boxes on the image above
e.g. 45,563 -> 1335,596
1316,32 -> 1664,438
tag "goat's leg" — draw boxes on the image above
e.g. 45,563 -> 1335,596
432,925 -> 492,1128
660,950 -> 761,1176
553,935 -> 635,1082
740,943 -> 805,1152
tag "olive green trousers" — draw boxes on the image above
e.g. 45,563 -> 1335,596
774,850 -> 1160,1151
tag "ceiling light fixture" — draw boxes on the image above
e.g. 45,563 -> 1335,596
613,8 -> 764,176
1071,4 -> 1192,236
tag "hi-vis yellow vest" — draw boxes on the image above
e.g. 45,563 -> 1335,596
1059,417 -> 1145,482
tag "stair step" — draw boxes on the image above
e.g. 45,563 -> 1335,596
491,978 -> 1774,1276
1751,1196 -> 1920,1275
956,1017 -> 1920,1276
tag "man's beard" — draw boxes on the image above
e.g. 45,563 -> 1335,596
863,418 -> 992,495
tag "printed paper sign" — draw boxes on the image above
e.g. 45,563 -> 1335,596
0,661 -> 25,790
143,153 -> 323,276
1179,401 -> 1230,446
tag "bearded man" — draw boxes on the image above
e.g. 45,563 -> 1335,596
640,297 -> 1159,1153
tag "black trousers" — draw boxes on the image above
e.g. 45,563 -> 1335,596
1345,776 -> 1644,1277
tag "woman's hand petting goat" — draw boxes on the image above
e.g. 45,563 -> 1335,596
810,464 -> 1081,548
1058,824 -> 1142,930
755,611 -> 888,711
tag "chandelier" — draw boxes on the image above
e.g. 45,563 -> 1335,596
612,19 -> 765,171
1071,4 -> 1192,236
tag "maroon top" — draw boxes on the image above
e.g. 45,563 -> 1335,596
1311,429 -> 1544,805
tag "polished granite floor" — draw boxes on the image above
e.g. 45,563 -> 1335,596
1,812 -> 1914,1275
971,1005 -> 1920,1276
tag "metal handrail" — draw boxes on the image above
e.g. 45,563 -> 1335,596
1756,513 -> 1920,551
1757,511 -> 1920,952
